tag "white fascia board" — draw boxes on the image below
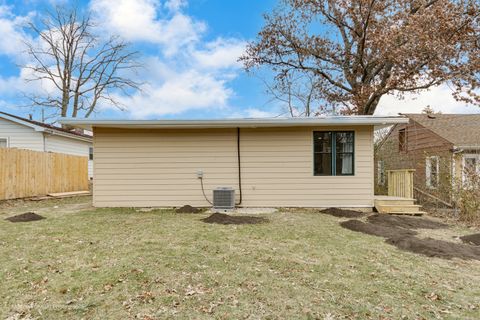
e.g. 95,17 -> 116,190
59,116 -> 409,131
43,129 -> 92,143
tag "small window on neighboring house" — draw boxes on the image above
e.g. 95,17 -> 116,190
426,156 -> 439,189
398,128 -> 406,152
0,138 -> 8,148
89,147 -> 93,161
377,160 -> 385,185
463,154 -> 480,186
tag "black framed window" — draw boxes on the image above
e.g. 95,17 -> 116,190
89,147 -> 93,161
314,131 -> 354,176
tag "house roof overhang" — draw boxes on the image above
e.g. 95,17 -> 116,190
59,116 -> 409,131
0,112 -> 92,143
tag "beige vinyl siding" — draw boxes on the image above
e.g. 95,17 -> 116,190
45,134 -> 93,178
0,117 -> 44,151
93,126 -> 374,207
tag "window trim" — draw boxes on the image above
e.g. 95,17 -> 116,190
0,137 -> 9,148
313,130 -> 355,176
426,156 -> 439,189
462,154 -> 480,185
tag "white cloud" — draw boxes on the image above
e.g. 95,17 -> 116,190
0,66 -> 59,98
164,0 -> 187,12
0,5 -> 32,59
115,66 -> 232,118
90,0 -> 247,119
243,108 -> 277,118
90,0 -> 205,55
375,85 -> 480,115
192,38 -> 246,70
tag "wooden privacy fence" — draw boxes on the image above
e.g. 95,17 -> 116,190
387,169 -> 415,199
0,148 -> 89,200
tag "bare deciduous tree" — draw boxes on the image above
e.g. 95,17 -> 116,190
262,71 -> 326,117
24,7 -> 141,123
241,0 -> 480,115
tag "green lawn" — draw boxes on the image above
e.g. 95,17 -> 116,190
0,197 -> 479,319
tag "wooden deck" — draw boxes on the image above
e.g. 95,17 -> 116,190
374,195 -> 426,216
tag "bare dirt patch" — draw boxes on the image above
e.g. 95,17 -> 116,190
340,220 -> 417,238
5,212 -> 45,223
201,213 -> 269,225
460,233 -> 480,246
176,205 -> 201,214
386,237 -> 480,261
320,208 -> 365,218
340,217 -> 480,260
367,214 -> 448,229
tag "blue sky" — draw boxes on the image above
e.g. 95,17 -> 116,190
0,0 -> 478,121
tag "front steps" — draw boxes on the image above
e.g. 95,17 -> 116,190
374,196 -> 426,216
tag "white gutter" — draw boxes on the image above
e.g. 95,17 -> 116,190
43,128 -> 92,143
454,145 -> 480,151
59,116 -> 409,130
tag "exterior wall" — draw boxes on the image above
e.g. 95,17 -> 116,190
45,134 -> 93,178
93,126 -> 374,208
0,117 -> 44,151
375,119 -> 454,201
0,117 -> 93,178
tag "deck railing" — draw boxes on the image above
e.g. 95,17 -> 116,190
387,169 -> 415,199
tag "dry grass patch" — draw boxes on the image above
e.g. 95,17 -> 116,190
0,199 -> 479,319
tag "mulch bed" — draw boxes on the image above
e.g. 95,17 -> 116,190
176,205 -> 201,214
367,214 -> 448,229
5,212 -> 45,223
460,233 -> 480,246
201,213 -> 269,225
320,208 -> 365,218
340,215 -> 480,260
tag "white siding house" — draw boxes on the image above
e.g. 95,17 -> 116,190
0,111 -> 93,178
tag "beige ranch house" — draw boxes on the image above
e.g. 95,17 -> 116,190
61,116 -> 407,208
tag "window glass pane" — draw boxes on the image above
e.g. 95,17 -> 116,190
465,158 -> 476,174
336,153 -> 353,175
0,139 -> 6,148
314,153 -> 331,175
314,132 -> 332,153
336,132 -> 354,153
428,157 -> 439,188
399,129 -> 406,152
89,147 -> 93,161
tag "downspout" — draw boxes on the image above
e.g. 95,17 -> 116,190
42,132 -> 47,152
236,127 -> 243,206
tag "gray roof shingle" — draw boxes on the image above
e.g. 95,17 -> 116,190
404,113 -> 480,147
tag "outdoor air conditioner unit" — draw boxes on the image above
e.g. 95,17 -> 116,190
213,187 -> 235,210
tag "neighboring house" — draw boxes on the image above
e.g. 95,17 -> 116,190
60,116 -> 407,208
0,111 -> 93,178
375,113 -> 480,202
